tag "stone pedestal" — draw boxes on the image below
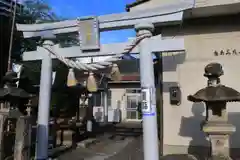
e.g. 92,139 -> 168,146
203,122 -> 235,159
14,116 -> 32,160
56,130 -> 74,146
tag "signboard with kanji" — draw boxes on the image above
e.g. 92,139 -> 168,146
78,17 -> 100,51
141,87 -> 156,116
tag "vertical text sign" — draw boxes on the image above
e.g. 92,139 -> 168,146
141,88 -> 155,116
78,17 -> 100,51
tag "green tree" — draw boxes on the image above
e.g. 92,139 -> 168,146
16,0 -> 80,114
12,0 -> 61,62
20,0 -> 59,24
17,0 -> 79,53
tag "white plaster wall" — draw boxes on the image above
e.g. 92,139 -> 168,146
93,107 -> 121,122
110,88 -> 126,120
92,88 -> 125,122
162,26 -> 240,152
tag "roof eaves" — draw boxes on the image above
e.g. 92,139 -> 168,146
125,0 -> 150,12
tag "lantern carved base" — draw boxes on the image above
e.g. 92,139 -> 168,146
202,122 -> 235,159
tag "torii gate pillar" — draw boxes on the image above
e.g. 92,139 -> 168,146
35,38 -> 54,160
135,23 -> 159,160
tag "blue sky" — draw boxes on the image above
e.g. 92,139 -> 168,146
46,0 -> 136,44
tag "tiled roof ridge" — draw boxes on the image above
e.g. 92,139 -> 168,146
126,0 -> 150,12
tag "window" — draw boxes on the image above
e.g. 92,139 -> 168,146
125,89 -> 141,120
126,94 -> 141,120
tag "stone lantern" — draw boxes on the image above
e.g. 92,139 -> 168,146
188,63 -> 240,160
0,71 -> 33,160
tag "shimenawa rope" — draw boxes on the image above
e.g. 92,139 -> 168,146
42,31 -> 152,71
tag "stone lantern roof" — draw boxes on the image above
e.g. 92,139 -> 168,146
188,63 -> 240,103
0,71 -> 33,101
188,85 -> 240,102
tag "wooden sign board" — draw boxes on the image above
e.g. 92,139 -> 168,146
78,17 -> 100,51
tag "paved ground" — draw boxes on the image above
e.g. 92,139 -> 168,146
58,136 -> 139,160
55,122 -> 144,160
48,122 -> 200,160
106,135 -> 144,160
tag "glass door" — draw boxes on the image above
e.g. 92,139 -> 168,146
126,93 -> 141,121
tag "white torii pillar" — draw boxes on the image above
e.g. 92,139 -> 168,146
35,38 -> 54,160
135,23 -> 159,160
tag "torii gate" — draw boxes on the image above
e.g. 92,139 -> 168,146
16,1 -> 193,160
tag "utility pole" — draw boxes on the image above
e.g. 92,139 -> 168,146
135,23 -> 159,160
35,37 -> 54,160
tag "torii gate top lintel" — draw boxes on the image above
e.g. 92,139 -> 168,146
17,1 -> 193,72
16,1 -> 194,38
